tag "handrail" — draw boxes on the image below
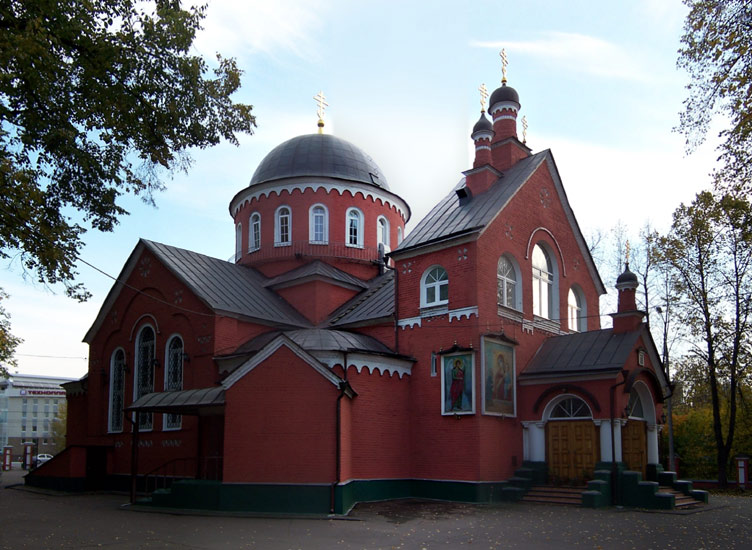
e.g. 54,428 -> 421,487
142,455 -> 223,495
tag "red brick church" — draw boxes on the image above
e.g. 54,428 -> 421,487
29,64 -> 702,513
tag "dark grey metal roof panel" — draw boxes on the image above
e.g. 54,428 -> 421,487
328,271 -> 395,326
264,260 -> 369,290
143,240 -> 311,328
232,328 -> 393,356
126,386 -> 225,413
521,329 -> 641,377
397,152 -> 547,252
249,134 -> 389,190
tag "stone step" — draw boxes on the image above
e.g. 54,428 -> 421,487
522,485 -> 584,506
658,486 -> 705,508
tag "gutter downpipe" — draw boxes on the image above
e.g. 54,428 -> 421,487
610,370 -> 628,506
332,352 -> 349,514
126,412 -> 140,505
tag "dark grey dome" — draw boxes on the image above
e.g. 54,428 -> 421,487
489,83 -> 520,108
250,134 -> 389,190
616,264 -> 638,286
472,112 -> 493,134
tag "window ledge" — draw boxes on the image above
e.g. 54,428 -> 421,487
274,242 -> 291,248
532,315 -> 561,334
497,305 -> 523,323
420,304 -> 449,318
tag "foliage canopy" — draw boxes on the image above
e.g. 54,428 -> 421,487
678,0 -> 752,187
0,0 -> 256,299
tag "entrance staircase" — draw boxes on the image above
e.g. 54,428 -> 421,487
658,485 -> 705,509
521,485 -> 585,506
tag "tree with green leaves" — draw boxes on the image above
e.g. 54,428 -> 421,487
678,0 -> 752,189
0,0 -> 256,301
656,189 -> 752,486
0,290 -> 22,377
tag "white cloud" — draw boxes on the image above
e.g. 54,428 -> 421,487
194,0 -> 328,62
472,32 -> 648,81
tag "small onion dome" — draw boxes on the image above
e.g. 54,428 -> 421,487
472,112 -> 493,134
616,263 -> 639,289
488,83 -> 520,110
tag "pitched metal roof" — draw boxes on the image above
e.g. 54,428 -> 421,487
520,329 -> 641,378
126,386 -> 225,414
328,271 -> 395,327
264,260 -> 369,290
143,240 -> 311,327
233,328 -> 394,356
396,152 -> 548,252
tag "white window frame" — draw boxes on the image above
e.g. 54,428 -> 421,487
108,348 -> 126,433
567,286 -> 587,332
532,244 -> 556,319
275,205 -> 292,247
163,334 -> 184,431
377,216 -> 390,254
497,254 -> 521,310
397,226 -> 403,245
309,204 -> 329,244
235,222 -> 242,262
421,265 -> 449,308
346,207 -> 364,248
249,212 -> 261,252
134,324 -> 155,431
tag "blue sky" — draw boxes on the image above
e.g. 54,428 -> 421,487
1,0 -> 720,378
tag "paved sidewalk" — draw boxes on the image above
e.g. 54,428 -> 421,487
1,468 -> 750,549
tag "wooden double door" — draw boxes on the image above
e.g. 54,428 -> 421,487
622,420 -> 647,477
546,420 -> 599,483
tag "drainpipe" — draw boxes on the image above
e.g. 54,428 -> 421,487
381,261 -> 399,354
331,352 -> 349,514
610,370 -> 628,505
127,412 -> 141,504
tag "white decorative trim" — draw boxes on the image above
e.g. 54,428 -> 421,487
496,114 -> 517,120
313,351 -> 412,379
522,320 -> 534,334
230,178 -> 410,222
525,227 -> 567,277
398,316 -> 422,329
449,306 -> 478,322
490,102 -> 519,115
474,144 -> 491,151
222,335 -> 341,390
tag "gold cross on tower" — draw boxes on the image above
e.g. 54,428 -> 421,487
625,240 -> 631,267
479,83 -> 488,112
313,90 -> 329,134
500,48 -> 508,84
522,116 -> 528,144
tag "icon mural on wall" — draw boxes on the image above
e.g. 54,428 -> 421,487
482,337 -> 516,416
441,352 -> 474,415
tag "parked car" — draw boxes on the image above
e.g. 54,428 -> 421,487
32,454 -> 53,468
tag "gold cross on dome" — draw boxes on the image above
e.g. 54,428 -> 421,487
625,240 -> 631,266
500,48 -> 508,84
313,90 -> 329,132
522,116 -> 528,143
479,83 -> 488,112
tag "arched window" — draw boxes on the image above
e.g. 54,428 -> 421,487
135,325 -> 155,430
235,222 -> 242,262
568,287 -> 586,332
108,349 -> 125,433
377,216 -> 390,253
249,212 -> 261,252
626,388 -> 645,419
275,206 -> 291,246
549,396 -> 592,419
497,255 -> 519,309
309,204 -> 328,244
532,244 -> 553,319
397,226 -> 403,245
421,266 -> 449,308
346,208 -> 363,248
164,335 -> 184,430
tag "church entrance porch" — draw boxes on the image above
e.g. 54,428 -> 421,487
621,420 -> 647,477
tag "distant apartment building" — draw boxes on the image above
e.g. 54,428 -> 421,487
0,374 -> 75,460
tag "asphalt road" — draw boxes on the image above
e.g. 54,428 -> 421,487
1,468 -> 750,549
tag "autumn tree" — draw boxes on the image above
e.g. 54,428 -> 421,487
0,0 -> 256,300
50,401 -> 67,454
656,189 -> 752,485
678,0 -> 752,189
0,290 -> 21,377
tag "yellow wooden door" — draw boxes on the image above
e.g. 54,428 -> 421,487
622,420 -> 647,477
547,421 -> 598,483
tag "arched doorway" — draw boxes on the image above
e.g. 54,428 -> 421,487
622,385 -> 652,477
544,395 -> 599,483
